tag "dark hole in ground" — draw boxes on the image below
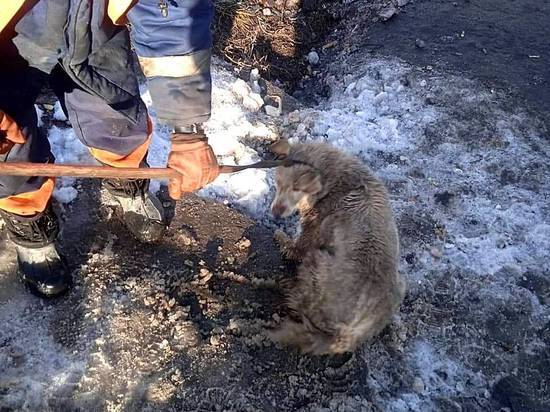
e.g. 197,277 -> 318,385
404,252 -> 416,265
434,191 -> 455,207
213,0 -> 340,90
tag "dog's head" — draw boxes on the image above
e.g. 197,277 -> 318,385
270,140 -> 323,218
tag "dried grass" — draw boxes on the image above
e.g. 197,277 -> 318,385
213,0 -> 303,80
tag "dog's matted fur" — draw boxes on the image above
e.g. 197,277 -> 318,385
269,140 -> 406,355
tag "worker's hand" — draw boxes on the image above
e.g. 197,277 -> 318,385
167,132 -> 220,199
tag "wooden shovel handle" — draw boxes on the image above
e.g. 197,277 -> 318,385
0,162 -> 179,180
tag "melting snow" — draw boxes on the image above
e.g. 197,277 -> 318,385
2,57 -> 549,409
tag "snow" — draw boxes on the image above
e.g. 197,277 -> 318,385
52,101 -> 67,121
229,78 -> 264,112
142,67 -> 276,215
47,125 -> 92,204
2,56 -> 549,410
0,293 -> 83,410
34,105 -> 44,127
53,186 -> 79,204
32,57 -> 550,287
412,341 -> 485,396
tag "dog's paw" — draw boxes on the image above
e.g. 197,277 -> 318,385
274,229 -> 291,244
274,230 -> 298,259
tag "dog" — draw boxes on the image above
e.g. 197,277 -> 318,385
268,140 -> 406,355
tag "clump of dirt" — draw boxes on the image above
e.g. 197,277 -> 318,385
213,0 -> 340,87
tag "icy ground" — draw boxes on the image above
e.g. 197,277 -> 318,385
1,56 -> 549,411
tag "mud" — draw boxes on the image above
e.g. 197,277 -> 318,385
355,0 -> 550,124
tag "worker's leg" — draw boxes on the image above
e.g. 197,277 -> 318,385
0,109 -> 54,214
64,87 -> 151,168
0,66 -> 70,298
55,70 -> 168,243
0,67 -> 54,214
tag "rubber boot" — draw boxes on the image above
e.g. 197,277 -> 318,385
103,177 -> 168,243
0,205 -> 71,298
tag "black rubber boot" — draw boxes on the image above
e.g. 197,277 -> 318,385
103,178 -> 169,243
0,205 -> 71,298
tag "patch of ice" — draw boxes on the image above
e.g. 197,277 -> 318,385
242,93 -> 264,112
382,341 -> 486,411
144,66 -> 275,208
293,63 -> 438,157
34,105 -> 44,127
231,78 -> 252,99
229,78 -> 264,111
53,186 -> 79,204
47,125 -> 91,203
52,101 -> 67,121
48,126 -> 90,167
307,50 -> 320,65
0,297 -> 83,410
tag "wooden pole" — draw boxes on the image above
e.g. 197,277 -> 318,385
0,159 -> 287,179
0,162 -> 179,180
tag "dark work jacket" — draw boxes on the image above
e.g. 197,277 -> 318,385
2,0 -> 214,126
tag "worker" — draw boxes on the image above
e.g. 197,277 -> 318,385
0,0 -> 220,298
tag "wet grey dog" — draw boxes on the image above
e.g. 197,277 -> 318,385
269,140 -> 406,355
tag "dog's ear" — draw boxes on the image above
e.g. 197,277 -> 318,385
270,139 -> 291,158
295,170 -> 322,194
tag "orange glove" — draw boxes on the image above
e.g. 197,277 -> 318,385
167,132 -> 220,199
1,110 -> 25,155
0,133 -> 10,155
